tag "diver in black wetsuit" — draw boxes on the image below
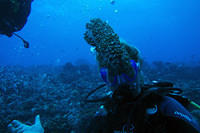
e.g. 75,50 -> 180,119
85,72 -> 200,133
83,18 -> 200,133
0,0 -> 33,48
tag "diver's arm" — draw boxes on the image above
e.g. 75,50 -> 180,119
159,96 -> 200,133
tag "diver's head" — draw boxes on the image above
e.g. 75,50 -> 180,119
112,82 -> 142,104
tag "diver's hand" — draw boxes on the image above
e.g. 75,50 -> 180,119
8,115 -> 44,133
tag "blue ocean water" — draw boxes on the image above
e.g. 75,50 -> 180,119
1,1 -> 200,132
0,0 -> 200,66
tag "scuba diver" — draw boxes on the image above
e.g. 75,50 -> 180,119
7,18 -> 200,133
0,0 -> 34,48
83,18 -> 200,133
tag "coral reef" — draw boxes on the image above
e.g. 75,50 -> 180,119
0,61 -> 200,132
0,64 -> 100,133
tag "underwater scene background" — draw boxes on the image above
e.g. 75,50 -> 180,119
0,0 -> 200,132
1,0 -> 200,65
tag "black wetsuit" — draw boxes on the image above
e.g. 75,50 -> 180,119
87,93 -> 200,133
159,96 -> 200,133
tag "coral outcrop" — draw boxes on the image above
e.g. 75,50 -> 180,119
84,18 -> 141,84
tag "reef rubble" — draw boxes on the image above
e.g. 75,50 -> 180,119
0,61 -> 199,133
